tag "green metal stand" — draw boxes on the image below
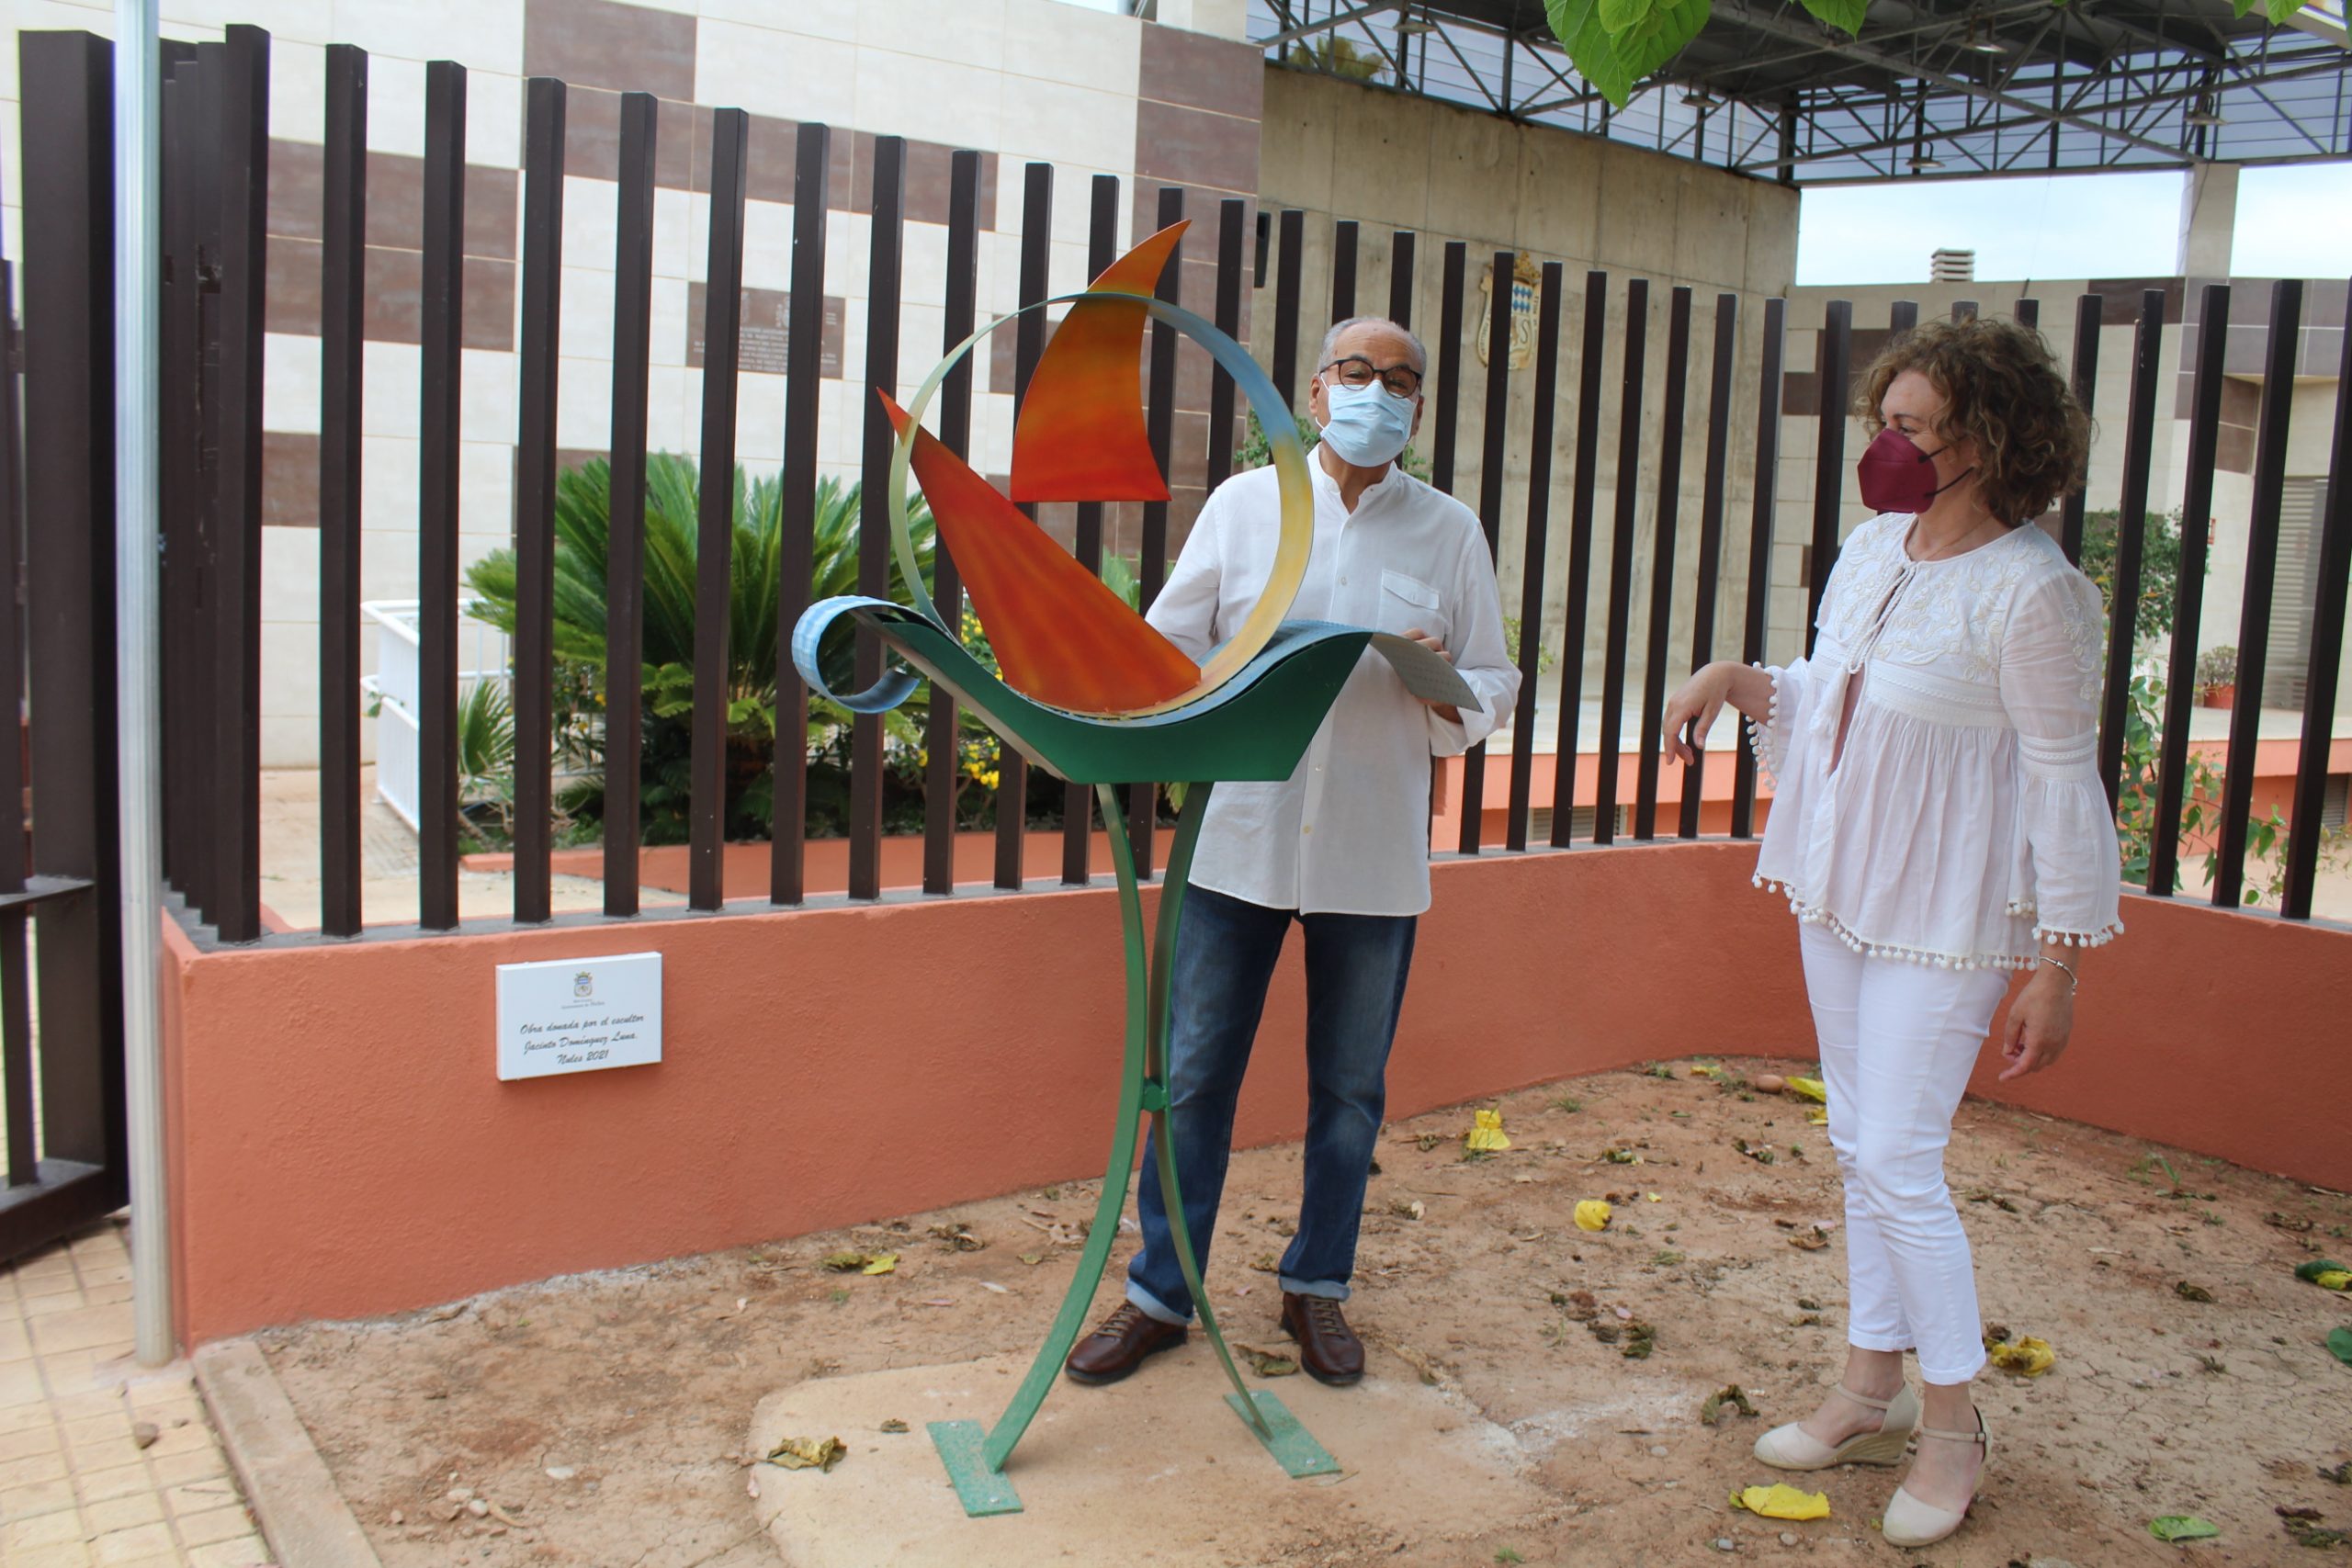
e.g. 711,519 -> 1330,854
929,782 -> 1338,1516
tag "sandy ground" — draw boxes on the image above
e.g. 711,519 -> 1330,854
257,1057 -> 2352,1567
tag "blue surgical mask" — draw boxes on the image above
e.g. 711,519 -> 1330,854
1317,379 -> 1415,468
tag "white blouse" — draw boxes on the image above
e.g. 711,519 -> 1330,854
1749,512 -> 2124,971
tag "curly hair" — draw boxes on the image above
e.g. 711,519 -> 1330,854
1853,315 -> 2091,526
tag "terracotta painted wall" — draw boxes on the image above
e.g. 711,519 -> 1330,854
159,840 -> 2352,1346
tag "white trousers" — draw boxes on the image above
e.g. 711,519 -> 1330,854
1799,921 -> 2013,1385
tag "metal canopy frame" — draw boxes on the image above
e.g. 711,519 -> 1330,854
1248,0 -> 2351,183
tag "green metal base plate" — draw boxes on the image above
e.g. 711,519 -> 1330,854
1225,1390 -> 1342,1479
929,1420 -> 1023,1517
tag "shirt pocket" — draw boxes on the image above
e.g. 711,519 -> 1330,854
1378,569 -> 1446,640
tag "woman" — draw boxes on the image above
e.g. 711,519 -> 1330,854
1660,315 -> 2120,1549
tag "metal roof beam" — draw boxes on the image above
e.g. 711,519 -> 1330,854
1253,0 -> 1408,49
1730,6 -> 2193,159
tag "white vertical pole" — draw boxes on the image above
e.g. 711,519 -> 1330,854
114,0 -> 171,1367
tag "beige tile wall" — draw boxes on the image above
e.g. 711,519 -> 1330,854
2,0 -> 1261,765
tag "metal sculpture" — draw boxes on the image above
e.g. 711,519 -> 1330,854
792,222 -> 1476,1517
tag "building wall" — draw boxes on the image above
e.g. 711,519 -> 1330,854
2,0 -> 1265,765
1254,66 -> 1800,707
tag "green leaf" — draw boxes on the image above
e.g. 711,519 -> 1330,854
1798,0 -> 1868,32
2329,1327 -> 2352,1366
1545,0 -> 1710,107
2149,1515 -> 2221,1542
2263,0 -> 2309,21
1596,0 -> 1656,30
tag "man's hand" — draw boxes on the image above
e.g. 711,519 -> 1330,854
1402,626 -> 1461,722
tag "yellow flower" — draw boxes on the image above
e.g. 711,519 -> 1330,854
1575,1200 -> 1611,1232
1464,1109 -> 1510,1152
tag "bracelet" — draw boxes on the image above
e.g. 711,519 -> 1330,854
2038,954 -> 2078,994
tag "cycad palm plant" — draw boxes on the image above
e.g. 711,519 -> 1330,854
468,456 -> 939,843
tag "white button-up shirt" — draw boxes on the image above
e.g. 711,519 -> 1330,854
1146,455 -> 1520,917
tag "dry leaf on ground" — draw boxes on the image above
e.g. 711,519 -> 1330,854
1575,1200 -> 1612,1232
1465,1109 -> 1511,1153
1988,1333 -> 2056,1376
767,1436 -> 846,1472
1732,1483 -> 1829,1520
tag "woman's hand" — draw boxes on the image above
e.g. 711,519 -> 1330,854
1997,964 -> 2075,1079
1660,665 -> 1734,766
1663,661 -> 1779,765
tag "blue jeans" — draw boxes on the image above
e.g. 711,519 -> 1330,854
1125,885 -> 1418,1325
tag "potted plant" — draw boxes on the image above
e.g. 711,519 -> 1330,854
2195,645 -> 2237,709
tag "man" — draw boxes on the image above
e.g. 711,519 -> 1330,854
1063,316 -> 1520,1387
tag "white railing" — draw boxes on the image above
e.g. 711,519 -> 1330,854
360,599 -> 512,832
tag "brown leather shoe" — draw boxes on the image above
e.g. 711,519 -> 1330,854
1281,1292 -> 1365,1386
1063,1302 -> 1187,1385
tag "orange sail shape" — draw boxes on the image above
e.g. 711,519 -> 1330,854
1009,221 -> 1190,503
880,393 -> 1199,715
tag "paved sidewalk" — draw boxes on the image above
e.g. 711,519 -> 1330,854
0,1219 -> 272,1568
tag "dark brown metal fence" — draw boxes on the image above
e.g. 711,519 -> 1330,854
5,22 -> 2349,987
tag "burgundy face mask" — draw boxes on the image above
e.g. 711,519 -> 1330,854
1855,425 -> 1967,514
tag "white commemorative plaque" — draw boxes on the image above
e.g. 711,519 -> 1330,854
495,952 -> 662,1081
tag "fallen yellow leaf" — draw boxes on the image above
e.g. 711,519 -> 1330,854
1575,1199 -> 1612,1232
2320,1270 -> 2352,1292
768,1436 -> 846,1472
1807,1111 -> 1828,1126
861,1253 -> 899,1276
1987,1333 -> 2055,1376
1732,1483 -> 1830,1520
1786,1077 -> 1827,1104
1465,1109 -> 1512,1153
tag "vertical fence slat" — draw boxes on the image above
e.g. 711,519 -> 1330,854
513,76 -> 565,924
922,149 -> 980,898
1803,299 -> 1850,656
769,118 -> 821,907
997,164 -> 1051,891
212,26 -> 268,942
605,92 -> 658,917
2097,288 -> 2165,809
1732,297 -> 1786,839
2015,296 -> 2040,330
1951,299 -> 1978,322
1889,299 -> 1918,334
318,45 -> 366,936
1272,208 -> 1304,411
1456,249 -> 1510,856
0,236 -> 28,1179
2060,296 -> 2101,564
1680,292 -> 1737,839
1330,218 -> 1357,322
1063,175 -> 1120,888
2281,278 -> 2352,920
19,28 -> 125,1173
1130,182 -> 1184,875
689,108 -> 748,912
1548,271 -> 1607,847
1207,197 -> 1245,488
158,62 -> 193,898
849,134 -> 905,903
2149,282 -> 2229,897
184,48 -> 222,921
1505,263 -> 1562,852
1635,285 -> 1692,840
2212,277 -> 2303,905
417,58 -> 465,931
1430,243 -> 1465,492
1595,277 -> 1649,845
1387,230 -> 1415,328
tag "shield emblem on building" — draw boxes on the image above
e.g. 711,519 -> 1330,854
1476,253 -> 1545,370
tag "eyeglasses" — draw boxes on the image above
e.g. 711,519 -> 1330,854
1320,355 -> 1422,400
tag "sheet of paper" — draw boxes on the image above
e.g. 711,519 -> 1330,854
1368,632 -> 1483,712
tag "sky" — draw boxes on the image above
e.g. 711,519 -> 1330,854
1794,162 -> 2352,287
